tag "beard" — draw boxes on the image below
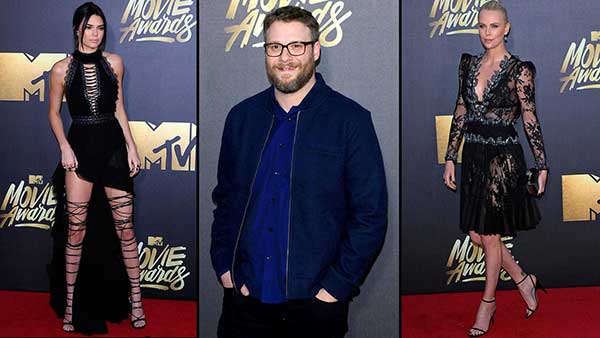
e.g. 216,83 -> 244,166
266,58 -> 316,94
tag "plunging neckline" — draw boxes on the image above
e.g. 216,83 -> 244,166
473,54 -> 513,103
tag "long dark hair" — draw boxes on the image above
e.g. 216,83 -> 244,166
72,2 -> 107,51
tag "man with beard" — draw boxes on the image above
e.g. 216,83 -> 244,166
210,6 -> 387,338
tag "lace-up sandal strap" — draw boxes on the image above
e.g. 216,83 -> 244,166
515,274 -> 531,286
468,327 -> 486,336
130,307 -> 147,329
62,320 -> 75,332
131,317 -> 146,329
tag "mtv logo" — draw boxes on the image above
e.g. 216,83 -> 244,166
0,53 -> 66,101
435,115 -> 464,164
562,174 -> 600,221
148,236 -> 164,246
129,121 -> 196,171
28,175 -> 44,185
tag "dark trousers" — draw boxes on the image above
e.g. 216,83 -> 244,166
217,288 -> 350,338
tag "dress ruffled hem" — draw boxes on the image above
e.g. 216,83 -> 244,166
458,142 -> 541,237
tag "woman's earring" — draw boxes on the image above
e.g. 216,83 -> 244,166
504,35 -> 508,42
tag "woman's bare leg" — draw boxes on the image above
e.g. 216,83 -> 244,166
104,186 -> 146,328
63,172 -> 93,332
469,231 -> 523,278
469,231 -> 539,317
468,234 -> 501,336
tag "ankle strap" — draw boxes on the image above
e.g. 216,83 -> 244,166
515,274 -> 531,286
481,298 -> 495,303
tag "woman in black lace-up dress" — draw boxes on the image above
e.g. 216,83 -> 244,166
442,2 -> 548,337
47,2 -> 146,334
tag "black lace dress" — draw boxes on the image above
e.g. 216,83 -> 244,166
445,53 -> 548,236
48,50 -> 133,335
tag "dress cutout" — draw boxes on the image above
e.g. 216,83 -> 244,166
445,53 -> 547,236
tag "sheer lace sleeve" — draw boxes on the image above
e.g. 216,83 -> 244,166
516,61 -> 548,170
444,53 -> 469,163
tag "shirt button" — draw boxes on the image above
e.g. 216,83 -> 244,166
288,117 -> 292,121
271,197 -> 277,202
266,256 -> 271,260
268,227 -> 273,232
274,171 -> 279,176
279,143 -> 285,148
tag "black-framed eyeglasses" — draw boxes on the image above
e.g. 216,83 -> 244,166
264,40 -> 316,57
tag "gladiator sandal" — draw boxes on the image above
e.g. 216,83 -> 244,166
107,194 -> 146,329
63,201 -> 89,332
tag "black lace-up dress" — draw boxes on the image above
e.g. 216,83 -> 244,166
445,53 -> 548,236
48,50 -> 132,334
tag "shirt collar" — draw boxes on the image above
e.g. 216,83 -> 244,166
270,72 -> 324,115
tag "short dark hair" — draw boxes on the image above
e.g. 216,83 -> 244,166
72,2 -> 107,51
263,6 -> 319,42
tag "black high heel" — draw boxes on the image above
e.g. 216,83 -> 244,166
62,280 -> 77,332
129,296 -> 147,329
63,280 -> 77,332
467,298 -> 495,337
515,274 -> 547,319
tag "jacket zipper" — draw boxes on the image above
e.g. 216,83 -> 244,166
285,111 -> 301,297
230,115 -> 275,293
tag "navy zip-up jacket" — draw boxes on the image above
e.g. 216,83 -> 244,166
210,73 -> 387,301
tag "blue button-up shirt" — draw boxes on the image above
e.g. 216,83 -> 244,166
242,88 -> 310,304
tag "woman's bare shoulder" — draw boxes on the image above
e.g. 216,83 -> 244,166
102,51 -> 123,65
50,56 -> 72,78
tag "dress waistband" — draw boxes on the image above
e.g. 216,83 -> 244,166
71,114 -> 115,125
464,121 -> 518,145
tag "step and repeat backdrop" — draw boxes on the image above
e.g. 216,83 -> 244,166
402,0 -> 600,294
198,1 -> 399,338
0,0 -> 197,299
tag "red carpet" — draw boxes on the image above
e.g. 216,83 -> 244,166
402,286 -> 600,338
0,290 -> 196,337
